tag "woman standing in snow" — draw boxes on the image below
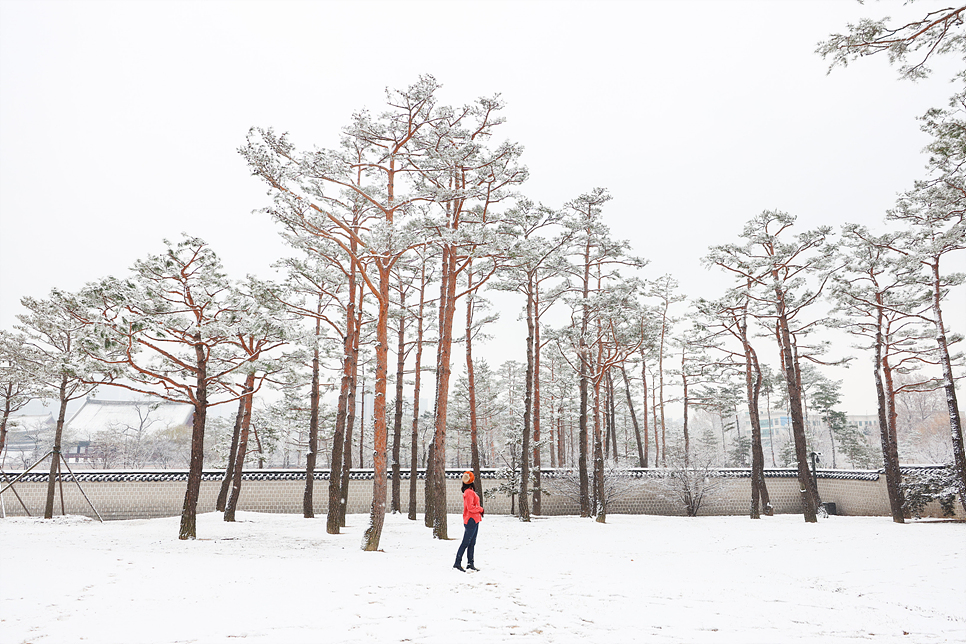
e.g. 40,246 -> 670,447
454,471 -> 483,572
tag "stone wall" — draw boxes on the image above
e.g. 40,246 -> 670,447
1,468 -> 960,521
535,469 -> 895,516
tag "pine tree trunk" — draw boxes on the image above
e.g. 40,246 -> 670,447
578,350 -> 590,516
327,368 -> 349,518
746,357 -> 771,517
519,279 -> 534,522
828,419 -> 838,469
44,375 -> 69,520
593,308 -> 606,525
765,389 -> 777,467
0,388 -> 13,459
408,261 -> 427,521
622,366 -> 644,468
557,403 -> 574,467
339,288 -> 363,528
359,371 -> 365,470
873,302 -> 905,523
741,298 -> 771,517
578,235 -> 592,517
607,369 -> 618,462
304,304 -> 322,519
391,282 -> 406,515
881,357 -> 905,523
179,339 -> 208,539
0,407 -> 9,462
465,270 -> 483,509
929,260 -> 966,514
216,395 -> 245,513
424,441 -> 435,528
774,294 -> 818,523
603,374 -> 610,459
532,285 -> 543,515
658,306 -> 668,467
641,361 -> 650,468
592,373 -> 606,523
651,379 -> 659,467
430,246 -> 458,539
327,274 -> 357,534
362,263 -> 391,551
682,364 -> 690,468
251,426 -> 265,469
552,359 -> 565,468
224,373 -> 255,522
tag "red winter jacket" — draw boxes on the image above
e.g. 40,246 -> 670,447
462,487 -> 484,525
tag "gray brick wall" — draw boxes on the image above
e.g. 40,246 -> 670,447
1,468 -> 961,520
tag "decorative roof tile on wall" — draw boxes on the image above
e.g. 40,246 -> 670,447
3,466 -> 957,520
7,466 -> 902,484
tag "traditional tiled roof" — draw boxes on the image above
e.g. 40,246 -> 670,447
66,398 -> 192,435
7,414 -> 54,428
541,467 -> 885,481
899,464 -> 953,474
7,466 -> 934,484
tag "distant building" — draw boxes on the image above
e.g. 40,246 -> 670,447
846,414 -> 878,431
66,398 -> 193,435
737,410 -> 872,438
1,413 -> 55,468
3,400 -> 196,470
65,398 -> 194,467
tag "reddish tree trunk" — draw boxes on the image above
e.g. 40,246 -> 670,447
408,261 -> 428,521
362,263 -> 391,551
874,302 -> 905,523
430,246 -> 458,539
179,338 -> 209,540
465,268 -> 483,506
532,288 -> 543,515
339,285 -> 364,528
225,372 -> 256,522
327,271 -> 357,534
216,395 -> 246,512
391,281 -> 406,514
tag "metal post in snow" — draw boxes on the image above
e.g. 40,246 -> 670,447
58,454 -> 104,523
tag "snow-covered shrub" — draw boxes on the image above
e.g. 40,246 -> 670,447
542,463 -> 641,511
901,465 -> 959,518
656,446 -> 723,517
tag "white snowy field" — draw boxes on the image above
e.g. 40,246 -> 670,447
1,513 -> 963,644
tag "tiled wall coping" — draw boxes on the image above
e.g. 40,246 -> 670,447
3,466 -> 915,484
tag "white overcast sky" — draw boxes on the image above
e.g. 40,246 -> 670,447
1,0 -> 963,414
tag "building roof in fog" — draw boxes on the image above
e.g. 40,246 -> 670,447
66,399 -> 192,435
7,413 -> 54,430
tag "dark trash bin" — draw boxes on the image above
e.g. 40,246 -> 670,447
823,502 -> 837,515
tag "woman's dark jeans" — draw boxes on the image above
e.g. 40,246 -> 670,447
456,518 -> 479,566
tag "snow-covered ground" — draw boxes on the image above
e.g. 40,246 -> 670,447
1,512 -> 963,643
